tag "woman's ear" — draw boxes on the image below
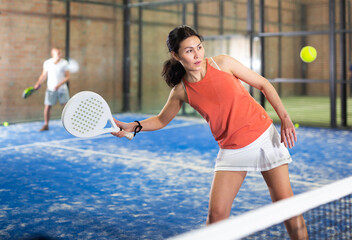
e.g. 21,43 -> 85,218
171,51 -> 180,62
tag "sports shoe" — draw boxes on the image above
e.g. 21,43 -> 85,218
39,125 -> 49,131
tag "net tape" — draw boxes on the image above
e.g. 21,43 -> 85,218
169,176 -> 352,240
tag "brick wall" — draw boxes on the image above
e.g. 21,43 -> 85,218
0,0 -> 123,123
0,0 -> 345,123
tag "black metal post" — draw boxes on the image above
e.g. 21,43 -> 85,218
48,0 -> 53,51
123,0 -> 131,112
247,0 -> 254,96
340,0 -> 347,127
193,2 -> 198,31
138,0 -> 143,111
65,0 -> 70,60
259,0 -> 265,108
65,0 -> 70,89
300,3 -> 307,95
219,0 -> 224,35
112,0 -> 117,112
219,0 -> 224,53
349,0 -> 352,96
329,0 -> 337,127
182,3 -> 186,25
278,0 -> 282,95
181,3 -> 187,115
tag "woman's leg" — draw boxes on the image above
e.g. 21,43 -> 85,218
261,164 -> 308,240
207,171 -> 247,225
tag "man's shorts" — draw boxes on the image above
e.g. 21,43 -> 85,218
44,89 -> 70,106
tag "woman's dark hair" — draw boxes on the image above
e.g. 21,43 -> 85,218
162,25 -> 203,87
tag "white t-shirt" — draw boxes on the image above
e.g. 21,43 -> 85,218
43,58 -> 69,92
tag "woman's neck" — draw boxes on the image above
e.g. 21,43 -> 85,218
185,59 -> 207,83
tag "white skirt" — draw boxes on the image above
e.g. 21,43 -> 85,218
214,124 -> 292,172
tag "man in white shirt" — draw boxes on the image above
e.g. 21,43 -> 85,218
34,48 -> 70,131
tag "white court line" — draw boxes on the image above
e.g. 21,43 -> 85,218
0,121 -> 203,152
37,142 -> 322,188
0,119 -> 323,188
39,142 -> 213,173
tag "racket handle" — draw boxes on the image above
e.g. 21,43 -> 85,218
123,130 -> 134,140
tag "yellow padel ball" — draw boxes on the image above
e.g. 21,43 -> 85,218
300,46 -> 317,63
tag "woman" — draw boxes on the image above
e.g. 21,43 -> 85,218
112,25 -> 308,239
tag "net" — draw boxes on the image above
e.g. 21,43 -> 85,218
169,176 -> 352,240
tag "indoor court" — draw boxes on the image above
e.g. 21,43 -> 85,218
1,0 -> 352,239
0,115 -> 351,239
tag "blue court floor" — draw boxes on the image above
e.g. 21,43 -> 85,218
0,114 -> 351,239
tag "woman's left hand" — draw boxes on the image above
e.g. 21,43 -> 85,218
280,117 -> 297,149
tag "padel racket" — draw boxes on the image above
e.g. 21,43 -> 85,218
61,91 -> 134,140
22,86 -> 37,99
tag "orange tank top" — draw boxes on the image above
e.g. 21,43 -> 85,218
182,58 -> 273,149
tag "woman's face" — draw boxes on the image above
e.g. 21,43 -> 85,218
174,36 -> 205,72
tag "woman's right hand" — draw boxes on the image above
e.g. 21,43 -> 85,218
111,118 -> 134,138
34,83 -> 41,90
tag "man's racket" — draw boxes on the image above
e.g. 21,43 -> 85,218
22,86 -> 37,99
61,91 -> 134,140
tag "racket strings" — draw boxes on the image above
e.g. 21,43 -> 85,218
71,97 -> 104,134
